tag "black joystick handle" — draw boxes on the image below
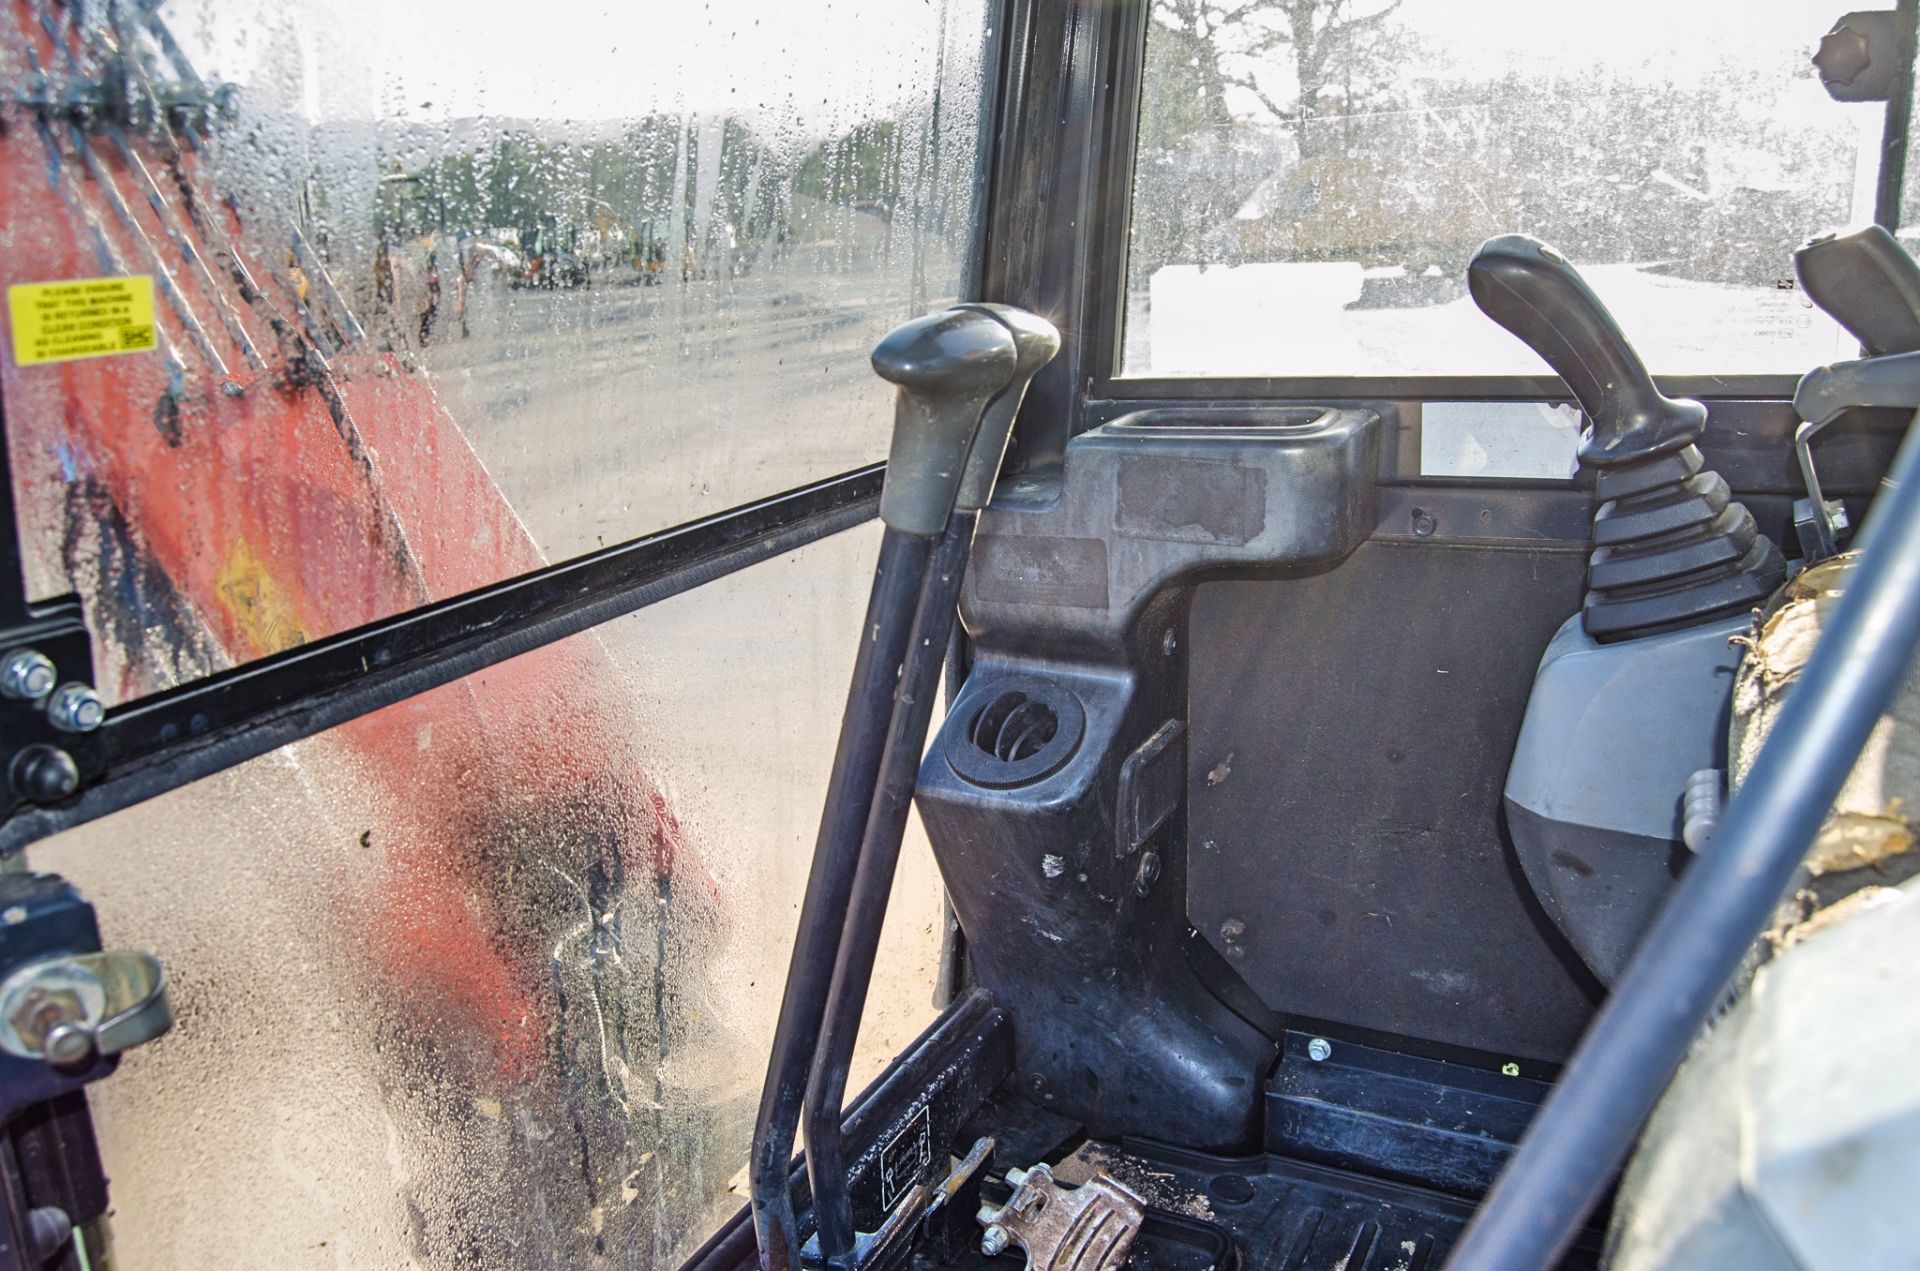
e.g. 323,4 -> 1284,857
1467,234 -> 1785,640
871,309 -> 1020,536
1468,234 -> 1705,466
1795,225 -> 1920,357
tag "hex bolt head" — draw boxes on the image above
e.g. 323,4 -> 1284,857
1307,1036 -> 1334,1063
1004,1167 -> 1029,1188
10,745 -> 78,804
980,1225 -> 1010,1257
45,683 -> 104,733
0,650 -> 56,702
41,1021 -> 95,1068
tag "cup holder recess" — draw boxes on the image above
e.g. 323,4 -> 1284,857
944,679 -> 1086,789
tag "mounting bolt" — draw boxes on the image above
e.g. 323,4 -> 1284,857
0,650 -> 56,702
41,1020 -> 95,1069
1004,1166 -> 1029,1188
980,1225 -> 1010,1257
45,683 -> 104,734
1307,1037 -> 1333,1063
10,745 -> 78,804
1162,629 -> 1177,656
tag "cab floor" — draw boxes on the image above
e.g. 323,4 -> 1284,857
924,1139 -> 1603,1271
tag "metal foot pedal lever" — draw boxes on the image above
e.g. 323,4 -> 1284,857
749,308 -> 1023,1271
977,1163 -> 1147,1271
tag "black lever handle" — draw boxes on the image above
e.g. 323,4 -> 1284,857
1468,234 -> 1705,465
950,303 -> 1061,512
1795,225 -> 1920,356
871,309 -> 1019,536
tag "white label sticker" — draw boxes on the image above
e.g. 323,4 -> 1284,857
1420,402 -> 1582,480
877,1104 -> 932,1209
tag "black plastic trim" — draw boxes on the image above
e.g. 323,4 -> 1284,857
1876,0 -> 1919,230
1101,374 -> 1806,404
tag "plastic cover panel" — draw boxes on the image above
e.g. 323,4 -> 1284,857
30,523 -> 947,1269
1186,543 -> 1602,1061
0,0 -> 988,701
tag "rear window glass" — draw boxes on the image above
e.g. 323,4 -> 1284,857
1125,0 -> 1867,378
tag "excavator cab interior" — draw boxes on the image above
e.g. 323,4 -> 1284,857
1,2 -> 1918,1270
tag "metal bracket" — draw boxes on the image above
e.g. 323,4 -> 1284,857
1793,418 -> 1854,563
0,873 -> 168,1269
0,949 -> 171,1068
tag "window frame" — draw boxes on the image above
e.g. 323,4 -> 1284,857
0,453 -> 884,855
990,0 -> 1919,472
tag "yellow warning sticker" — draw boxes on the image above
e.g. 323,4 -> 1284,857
7,276 -> 157,367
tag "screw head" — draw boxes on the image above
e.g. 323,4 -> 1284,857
41,1021 -> 95,1068
1162,629 -> 1177,656
1307,1037 -> 1333,1063
981,1226 -> 1010,1257
0,650 -> 56,702
45,683 -> 104,733
1410,508 -> 1438,537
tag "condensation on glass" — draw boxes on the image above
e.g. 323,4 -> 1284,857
31,522 -> 948,1269
0,0 -> 989,702
1127,0 -> 1870,378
